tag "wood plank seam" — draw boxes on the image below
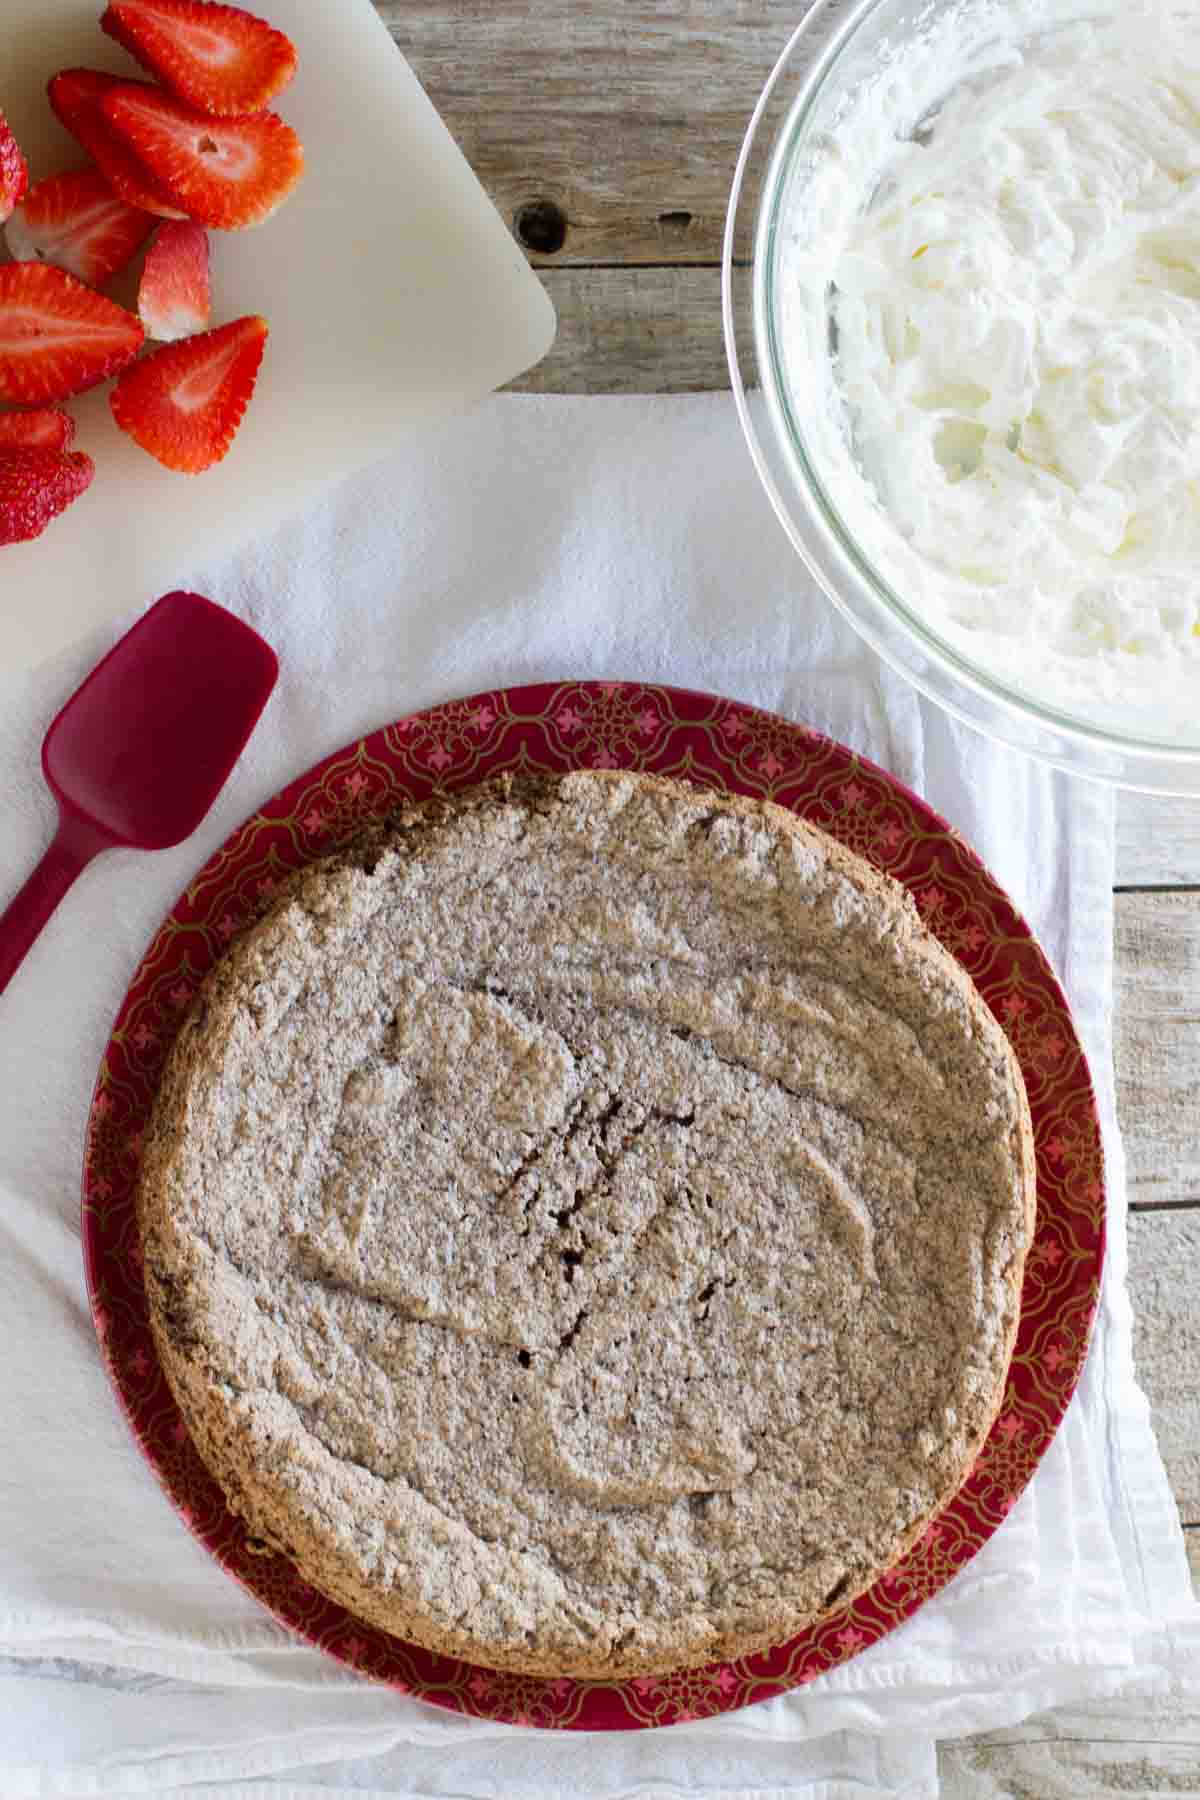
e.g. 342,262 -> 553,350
527,260 -> 724,270
1116,885 -> 1200,895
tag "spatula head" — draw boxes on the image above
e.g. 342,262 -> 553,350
41,591 -> 278,851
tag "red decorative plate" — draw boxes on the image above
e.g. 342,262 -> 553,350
82,681 -> 1104,1730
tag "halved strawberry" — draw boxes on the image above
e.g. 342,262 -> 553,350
139,219 -> 210,339
48,70 -> 185,220
0,445 -> 94,546
101,85 -> 303,229
110,312 -> 266,471
0,409 -> 76,451
0,263 -> 144,405
101,0 -> 297,118
5,167 -> 156,288
0,106 -> 29,224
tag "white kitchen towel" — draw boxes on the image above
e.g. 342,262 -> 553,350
0,393 -> 1196,1800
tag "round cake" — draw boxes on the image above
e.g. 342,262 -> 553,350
139,769 -> 1035,1677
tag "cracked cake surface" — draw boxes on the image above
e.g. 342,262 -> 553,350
139,769 -> 1035,1677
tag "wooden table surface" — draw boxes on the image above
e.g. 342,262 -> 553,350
387,4 -> 1200,1788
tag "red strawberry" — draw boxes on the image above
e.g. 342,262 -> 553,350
0,106 -> 29,224
5,167 -> 156,289
110,312 -> 266,472
48,70 -> 185,220
0,263 -> 144,405
0,409 -> 76,451
139,219 -> 210,339
101,0 -> 297,118
102,85 -> 303,229
0,446 -> 94,545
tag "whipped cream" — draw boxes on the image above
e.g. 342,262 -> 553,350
776,0 -> 1200,737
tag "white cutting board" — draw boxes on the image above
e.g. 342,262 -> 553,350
0,0 -> 556,672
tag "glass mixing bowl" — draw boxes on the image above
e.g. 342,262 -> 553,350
723,0 -> 1200,793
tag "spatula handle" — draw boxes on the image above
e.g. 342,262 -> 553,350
0,819 -> 104,998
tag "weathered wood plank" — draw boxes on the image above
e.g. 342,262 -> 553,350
1117,794 -> 1200,891
382,1 -> 815,266
509,265 -> 743,394
941,1734 -> 1200,1795
1115,894 -> 1200,1210
1129,1212 -> 1200,1526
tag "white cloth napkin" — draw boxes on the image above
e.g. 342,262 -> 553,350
1,394 -> 1196,1800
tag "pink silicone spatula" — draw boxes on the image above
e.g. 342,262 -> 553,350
0,590 -> 278,998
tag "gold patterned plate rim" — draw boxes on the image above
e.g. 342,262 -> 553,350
81,679 -> 1105,1730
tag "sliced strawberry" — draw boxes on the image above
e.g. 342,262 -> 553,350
101,0 -> 297,118
102,85 -> 303,229
139,219 -> 210,339
48,70 -> 185,220
0,263 -> 144,405
0,409 -> 76,451
0,446 -> 94,546
4,167 -> 156,288
0,107 -> 29,225
110,312 -> 266,472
